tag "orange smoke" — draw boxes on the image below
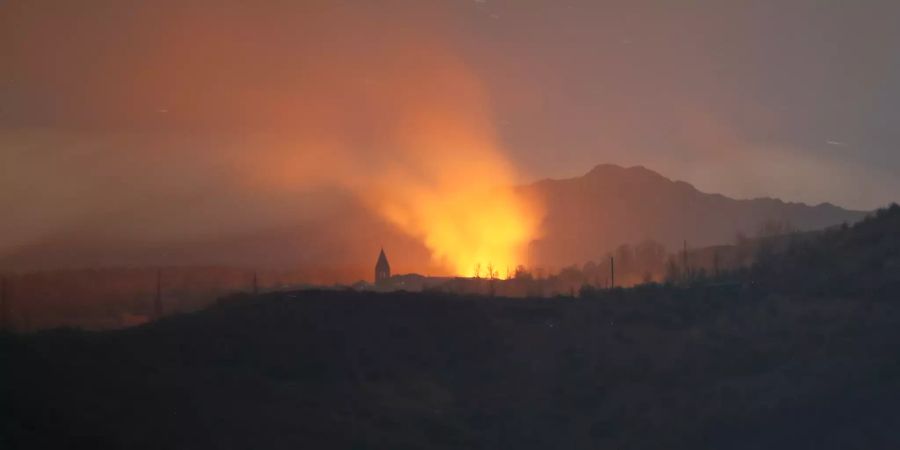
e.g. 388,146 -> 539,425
368,130 -> 540,276
231,6 -> 543,277
346,51 -> 540,276
263,121 -> 540,277
1,1 -> 543,276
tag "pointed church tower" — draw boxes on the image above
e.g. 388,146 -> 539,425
375,248 -> 391,285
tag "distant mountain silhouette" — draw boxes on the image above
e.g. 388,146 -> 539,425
523,164 -> 867,267
0,164 -> 868,275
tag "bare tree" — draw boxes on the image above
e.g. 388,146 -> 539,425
513,265 -> 533,281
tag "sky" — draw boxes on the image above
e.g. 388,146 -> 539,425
2,0 -> 899,272
454,0 -> 900,208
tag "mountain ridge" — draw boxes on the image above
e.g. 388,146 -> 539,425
523,163 -> 866,267
0,163 -> 870,275
535,163 -> 859,210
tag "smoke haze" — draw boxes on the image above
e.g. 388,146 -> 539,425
1,0 -> 539,276
3,0 -> 898,276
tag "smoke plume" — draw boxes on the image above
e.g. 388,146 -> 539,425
1,0 -> 541,276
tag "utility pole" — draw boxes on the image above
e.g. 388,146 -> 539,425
683,240 -> 689,280
154,269 -> 163,320
610,256 -> 615,289
1,276 -> 10,331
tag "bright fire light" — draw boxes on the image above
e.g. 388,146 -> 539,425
376,174 -> 539,277
236,23 -> 542,277
361,90 -> 542,277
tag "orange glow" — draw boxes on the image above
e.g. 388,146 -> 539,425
373,159 -> 539,277
358,61 -> 542,276
387,189 -> 537,276
248,131 -> 541,276
158,4 -> 546,277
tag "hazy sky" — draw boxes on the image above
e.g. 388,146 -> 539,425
453,0 -> 900,209
4,0 -> 899,208
2,0 -> 899,270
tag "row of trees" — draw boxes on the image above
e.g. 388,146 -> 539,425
461,218 -> 808,297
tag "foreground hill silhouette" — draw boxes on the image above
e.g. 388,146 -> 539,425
3,206 -> 900,449
750,203 -> 900,297
526,164 -> 865,267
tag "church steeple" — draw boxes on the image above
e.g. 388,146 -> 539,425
375,248 -> 391,285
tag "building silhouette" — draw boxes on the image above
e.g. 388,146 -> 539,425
375,248 -> 391,285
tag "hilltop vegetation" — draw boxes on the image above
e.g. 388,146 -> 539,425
749,203 -> 900,297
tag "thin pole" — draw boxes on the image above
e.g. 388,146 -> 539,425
1,276 -> 9,331
610,256 -> 615,289
154,269 -> 163,319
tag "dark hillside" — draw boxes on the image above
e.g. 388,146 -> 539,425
750,203 -> 900,297
4,205 -> 899,450
4,285 -> 900,449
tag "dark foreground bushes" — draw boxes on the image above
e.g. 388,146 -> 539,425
4,287 -> 900,450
